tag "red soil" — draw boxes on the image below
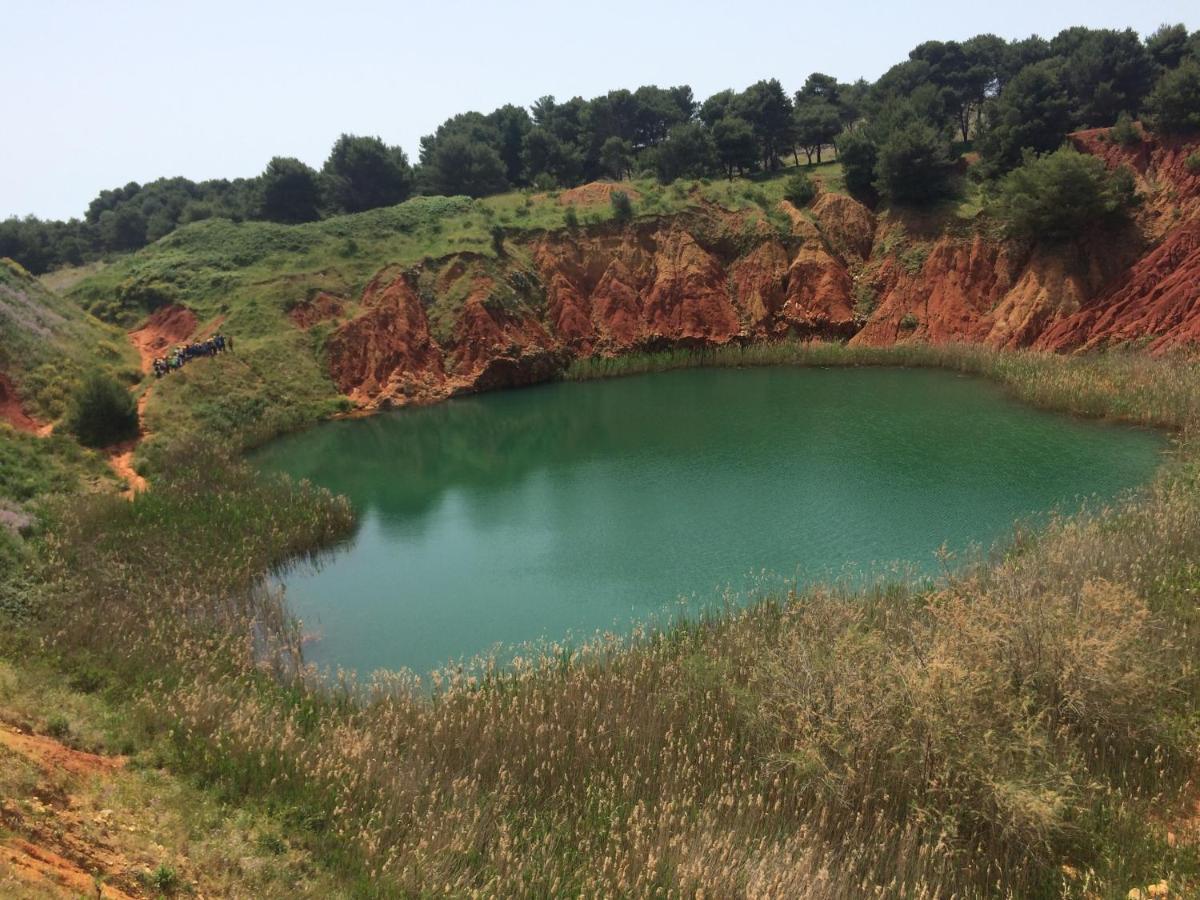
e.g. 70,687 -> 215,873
289,292 -> 345,329
128,304 -> 198,373
0,722 -> 137,899
0,372 -> 40,434
557,181 -> 642,206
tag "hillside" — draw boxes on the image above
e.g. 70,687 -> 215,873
57,132 -> 1200,461
0,260 -> 135,428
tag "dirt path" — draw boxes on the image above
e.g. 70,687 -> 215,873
105,306 -> 200,497
127,305 -> 197,375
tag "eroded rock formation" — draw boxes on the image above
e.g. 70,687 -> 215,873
320,133 -> 1200,410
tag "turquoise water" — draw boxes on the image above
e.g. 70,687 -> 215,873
254,367 -> 1164,675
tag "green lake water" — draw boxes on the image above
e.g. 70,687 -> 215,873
254,367 -> 1165,675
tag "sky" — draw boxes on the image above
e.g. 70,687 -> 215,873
2,0 -> 1195,221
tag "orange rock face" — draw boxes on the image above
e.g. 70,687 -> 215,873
323,132 -> 1200,410
326,270 -> 447,409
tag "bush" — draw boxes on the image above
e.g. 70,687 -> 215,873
563,206 -> 579,230
116,277 -> 176,316
992,147 -> 1138,243
1186,152 -> 1200,175
490,224 -> 506,256
65,371 -> 138,448
1109,112 -> 1141,146
148,864 -> 178,893
899,312 -> 919,330
610,190 -> 634,224
782,171 -> 817,207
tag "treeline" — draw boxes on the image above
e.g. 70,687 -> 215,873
4,24 -> 1199,274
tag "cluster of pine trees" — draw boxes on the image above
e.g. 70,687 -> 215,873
3,24 -> 1198,274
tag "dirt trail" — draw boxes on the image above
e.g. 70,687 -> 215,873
107,306 -> 200,496
127,304 -> 197,374
107,440 -> 148,499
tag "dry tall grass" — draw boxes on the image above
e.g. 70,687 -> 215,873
17,344 -> 1200,897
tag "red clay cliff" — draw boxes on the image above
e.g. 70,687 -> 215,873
317,132 -> 1200,410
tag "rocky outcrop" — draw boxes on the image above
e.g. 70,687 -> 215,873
320,132 -> 1200,411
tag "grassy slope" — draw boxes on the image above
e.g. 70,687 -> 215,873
0,258 -> 137,421
0,259 -> 130,569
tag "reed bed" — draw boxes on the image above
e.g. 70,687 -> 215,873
14,345 -> 1200,897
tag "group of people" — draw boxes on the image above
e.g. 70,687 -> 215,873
152,333 -> 233,378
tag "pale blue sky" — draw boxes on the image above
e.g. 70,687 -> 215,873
2,0 -> 1194,220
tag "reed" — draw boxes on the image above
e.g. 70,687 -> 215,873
13,345 -> 1200,897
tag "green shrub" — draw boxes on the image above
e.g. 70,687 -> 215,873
64,371 -> 138,448
69,666 -> 106,693
1109,112 -> 1141,147
852,281 -> 877,323
783,171 -> 817,207
900,244 -> 930,275
148,864 -> 178,892
992,147 -> 1138,243
490,224 -> 506,255
45,714 -> 70,739
610,190 -> 634,224
899,312 -> 919,330
563,206 -> 579,230
1186,153 -> 1200,175
115,277 -> 176,317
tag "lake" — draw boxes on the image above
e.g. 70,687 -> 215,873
255,367 -> 1164,675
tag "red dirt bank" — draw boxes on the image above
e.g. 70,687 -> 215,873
0,372 -> 41,433
313,133 -> 1200,410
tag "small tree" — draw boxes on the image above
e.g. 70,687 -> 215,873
1109,112 -> 1141,146
835,129 -> 879,198
873,121 -> 955,205
712,116 -> 758,180
610,190 -> 634,224
1143,61 -> 1200,136
992,147 -> 1138,242
563,206 -> 579,230
783,171 -> 817,207
65,371 -> 138,448
792,99 -> 841,164
599,137 -> 634,181
258,156 -> 322,223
